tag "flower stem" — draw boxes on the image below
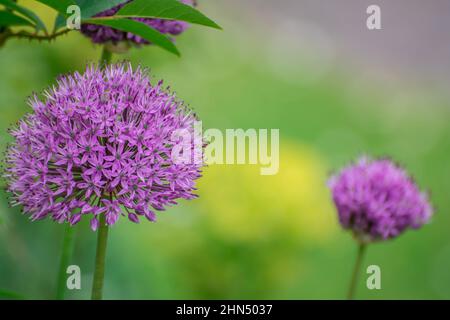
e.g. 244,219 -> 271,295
100,45 -> 113,66
55,223 -> 75,300
90,48 -> 112,300
1,29 -> 71,47
347,243 -> 367,300
91,213 -> 109,300
54,45 -> 113,300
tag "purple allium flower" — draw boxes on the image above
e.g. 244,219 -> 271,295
328,157 -> 433,243
81,0 -> 196,45
4,63 -> 203,230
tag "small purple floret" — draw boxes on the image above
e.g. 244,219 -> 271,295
4,63 -> 203,229
328,157 -> 433,242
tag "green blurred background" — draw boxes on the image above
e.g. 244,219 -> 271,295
1,0 -> 450,299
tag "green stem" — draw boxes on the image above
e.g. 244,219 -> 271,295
100,45 -> 113,66
346,243 -> 367,300
91,213 -> 109,300
55,223 -> 75,300
90,47 -> 112,300
1,29 -> 71,46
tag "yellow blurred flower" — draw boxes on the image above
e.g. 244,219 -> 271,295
196,140 -> 337,243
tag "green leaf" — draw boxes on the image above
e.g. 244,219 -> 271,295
53,14 -> 65,32
0,0 -> 47,32
0,10 -> 35,27
116,0 -> 221,29
33,0 -> 76,17
0,289 -> 25,300
76,0 -> 127,19
53,0 -> 125,32
85,18 -> 180,56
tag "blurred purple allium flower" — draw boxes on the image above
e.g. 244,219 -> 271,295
328,157 -> 433,243
81,0 -> 195,45
4,63 -> 203,230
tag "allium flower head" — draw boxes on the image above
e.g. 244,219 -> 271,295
4,62 -> 203,230
328,157 -> 433,243
81,0 -> 195,45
